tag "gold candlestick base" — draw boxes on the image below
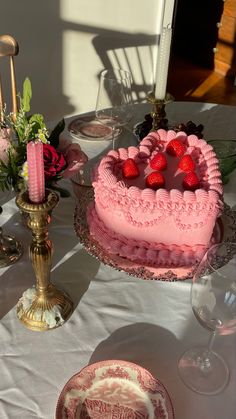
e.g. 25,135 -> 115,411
15,190 -> 73,331
0,228 -> 23,267
0,206 -> 23,267
147,91 -> 174,131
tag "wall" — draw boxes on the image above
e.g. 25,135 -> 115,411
0,0 -> 175,121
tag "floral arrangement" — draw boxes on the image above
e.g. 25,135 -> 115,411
0,78 -> 87,196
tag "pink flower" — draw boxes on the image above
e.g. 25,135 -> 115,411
58,138 -> 88,179
0,128 -> 13,164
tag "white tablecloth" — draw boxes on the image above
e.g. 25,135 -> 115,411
0,102 -> 236,419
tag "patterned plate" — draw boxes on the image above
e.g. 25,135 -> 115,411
73,185 -> 236,282
55,360 -> 174,419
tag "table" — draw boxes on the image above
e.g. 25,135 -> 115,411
0,102 -> 236,419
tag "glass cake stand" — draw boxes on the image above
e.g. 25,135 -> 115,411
73,184 -> 236,282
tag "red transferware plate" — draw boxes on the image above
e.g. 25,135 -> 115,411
56,360 -> 175,419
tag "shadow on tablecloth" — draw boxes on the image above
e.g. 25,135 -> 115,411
89,322 -> 191,417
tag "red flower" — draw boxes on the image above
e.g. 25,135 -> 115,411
43,143 -> 67,181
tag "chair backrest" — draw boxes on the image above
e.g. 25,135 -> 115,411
0,34 -> 19,122
92,0 -> 177,105
92,34 -> 158,103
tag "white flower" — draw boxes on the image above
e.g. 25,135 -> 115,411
20,287 -> 36,311
38,127 -> 49,143
43,305 -> 64,328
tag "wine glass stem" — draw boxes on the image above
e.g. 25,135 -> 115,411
111,126 -> 116,150
207,330 -> 216,352
196,331 -> 216,374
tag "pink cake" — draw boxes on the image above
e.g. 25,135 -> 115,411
87,129 -> 223,267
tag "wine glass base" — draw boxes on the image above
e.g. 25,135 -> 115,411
0,234 -> 23,268
178,345 -> 229,395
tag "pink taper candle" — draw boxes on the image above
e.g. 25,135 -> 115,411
27,141 -> 45,203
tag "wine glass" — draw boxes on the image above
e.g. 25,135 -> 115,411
95,68 -> 133,149
178,242 -> 236,395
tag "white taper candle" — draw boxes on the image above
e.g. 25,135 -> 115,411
155,27 -> 172,100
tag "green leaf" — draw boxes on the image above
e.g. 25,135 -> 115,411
220,159 -> 236,177
219,158 -> 236,184
29,113 -> 45,126
49,119 -> 65,148
21,77 -> 32,112
47,182 -> 70,198
26,113 -> 46,140
29,113 -> 46,130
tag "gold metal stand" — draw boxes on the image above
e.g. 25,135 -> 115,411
147,92 -> 174,131
15,190 -> 73,331
0,206 -> 23,268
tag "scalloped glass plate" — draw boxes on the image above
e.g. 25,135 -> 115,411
68,116 -> 122,142
56,360 -> 174,419
73,186 -> 236,282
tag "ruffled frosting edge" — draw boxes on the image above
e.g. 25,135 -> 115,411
94,129 -> 223,202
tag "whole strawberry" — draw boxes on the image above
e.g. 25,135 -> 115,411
166,139 -> 186,157
182,172 -> 200,191
122,158 -> 140,179
150,152 -> 167,171
178,155 -> 195,173
145,171 -> 165,190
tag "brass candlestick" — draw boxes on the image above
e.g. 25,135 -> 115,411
0,205 -> 23,268
147,91 -> 174,131
15,189 -> 73,331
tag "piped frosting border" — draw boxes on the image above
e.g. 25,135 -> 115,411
93,129 -> 223,201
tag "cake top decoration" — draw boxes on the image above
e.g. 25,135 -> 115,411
94,129 -> 223,199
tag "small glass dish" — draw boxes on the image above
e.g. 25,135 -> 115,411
208,139 -> 236,184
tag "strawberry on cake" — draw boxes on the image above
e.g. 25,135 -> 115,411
87,129 -> 223,267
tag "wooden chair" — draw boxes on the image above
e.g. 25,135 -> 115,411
0,34 -> 19,121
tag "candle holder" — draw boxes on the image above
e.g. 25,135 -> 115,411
0,206 -> 23,268
147,91 -> 174,131
15,189 -> 73,331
